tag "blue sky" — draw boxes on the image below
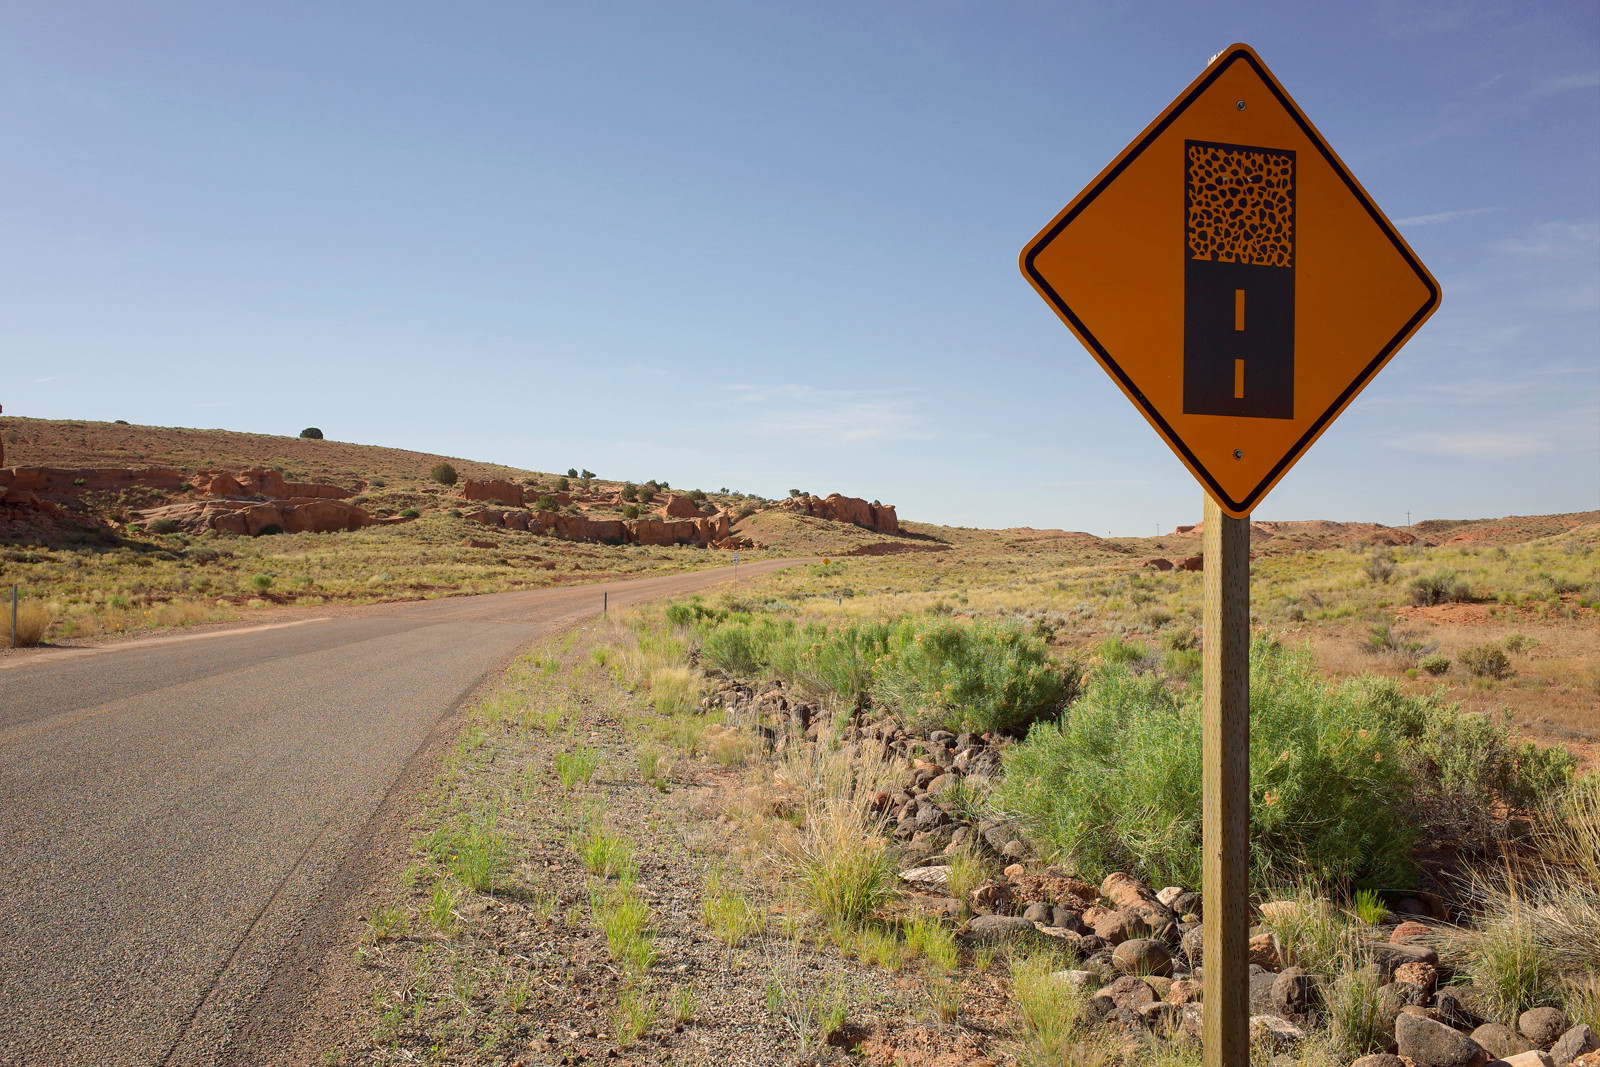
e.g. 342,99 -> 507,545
2,2 -> 1595,533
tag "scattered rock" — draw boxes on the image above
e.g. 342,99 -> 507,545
1248,970 -> 1279,1015
1551,1025 -> 1599,1066
1250,1014 -> 1306,1052
1112,939 -> 1173,977
1393,920 -> 1434,945
1271,965 -> 1317,1017
1369,940 -> 1440,978
1396,960 -> 1439,995
1491,1052 -> 1556,1067
1396,1011 -> 1491,1067
961,915 -> 1049,949
1093,908 -> 1152,945
1520,1009 -> 1570,1049
1091,975 -> 1158,1013
1351,1056 -> 1408,1067
898,866 -> 950,885
1471,1024 -> 1531,1060
1249,931 -> 1281,968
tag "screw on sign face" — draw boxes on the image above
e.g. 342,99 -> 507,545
1020,44 -> 1439,517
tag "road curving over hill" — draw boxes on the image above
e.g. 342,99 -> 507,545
0,559 -> 805,1066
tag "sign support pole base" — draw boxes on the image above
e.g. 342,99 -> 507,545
1201,493 -> 1250,1067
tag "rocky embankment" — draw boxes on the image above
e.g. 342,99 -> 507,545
702,676 -> 1600,1067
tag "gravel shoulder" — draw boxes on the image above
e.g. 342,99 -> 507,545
291,619 -> 1025,1067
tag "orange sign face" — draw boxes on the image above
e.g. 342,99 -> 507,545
1021,44 -> 1439,517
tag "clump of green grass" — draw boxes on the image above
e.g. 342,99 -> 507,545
577,829 -> 637,881
945,848 -> 986,911
700,869 -> 763,944
450,820 -> 509,893
1009,952 -> 1088,1052
1324,962 -> 1388,1059
612,987 -> 655,1046
366,903 -> 409,942
764,972 -> 850,1051
553,746 -> 601,789
592,885 -> 656,977
648,666 -> 703,715
790,801 -> 896,926
669,984 -> 697,1025
1353,888 -> 1388,926
904,917 -> 959,974
426,879 -> 460,935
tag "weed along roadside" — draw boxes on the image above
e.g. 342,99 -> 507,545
315,584 -> 1597,1067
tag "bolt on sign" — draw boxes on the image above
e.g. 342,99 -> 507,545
1020,44 -> 1439,517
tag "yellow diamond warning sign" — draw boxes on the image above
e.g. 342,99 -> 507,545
1021,44 -> 1440,517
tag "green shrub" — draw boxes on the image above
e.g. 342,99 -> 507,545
430,462 -> 457,485
555,476 -> 570,492
251,573 -> 274,592
147,518 -> 180,535
1460,643 -> 1514,679
994,640 -> 1417,888
873,620 -> 1078,735
1365,548 -> 1396,584
1096,633 -> 1149,667
621,483 -> 638,502
1409,569 -> 1472,605
399,508 -> 420,519
622,504 -> 641,520
1419,653 -> 1451,676
532,495 -> 558,512
1385,691 -> 1574,851
299,426 -> 324,439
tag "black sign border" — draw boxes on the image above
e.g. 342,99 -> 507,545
1022,46 -> 1440,515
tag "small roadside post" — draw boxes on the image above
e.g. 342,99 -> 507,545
1019,44 -> 1438,1065
603,590 -> 607,614
10,585 -> 16,648
732,552 -> 740,584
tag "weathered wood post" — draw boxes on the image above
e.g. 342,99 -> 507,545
1201,495 -> 1250,1066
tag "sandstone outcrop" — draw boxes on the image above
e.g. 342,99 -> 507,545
462,508 -> 733,547
659,494 -> 703,519
193,467 -> 356,500
777,493 -> 899,534
1,466 -> 185,494
134,498 -> 371,535
462,479 -> 525,506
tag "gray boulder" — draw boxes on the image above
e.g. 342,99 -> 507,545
1112,938 -> 1173,978
1550,1024 -> 1599,1066
962,914 -> 1049,948
1351,1057 -> 1408,1067
1472,1023 -> 1532,1060
1396,1012 -> 1491,1067
1520,1009 -> 1570,1050
1271,965 -> 1317,1017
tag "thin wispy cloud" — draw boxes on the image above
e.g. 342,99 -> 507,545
1388,409 -> 1596,459
1494,220 -> 1600,259
1043,478 -> 1149,487
1530,70 -> 1600,97
34,376 -> 56,383
726,384 -> 931,444
1394,207 -> 1498,227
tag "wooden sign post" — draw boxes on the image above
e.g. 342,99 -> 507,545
1018,44 -> 1440,1064
1202,498 -> 1250,1061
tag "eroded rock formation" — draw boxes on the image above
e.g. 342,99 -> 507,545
777,493 -> 899,534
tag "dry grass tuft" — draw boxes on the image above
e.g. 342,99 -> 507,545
9,599 -> 60,646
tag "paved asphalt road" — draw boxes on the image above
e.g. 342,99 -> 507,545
0,560 -> 803,1066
